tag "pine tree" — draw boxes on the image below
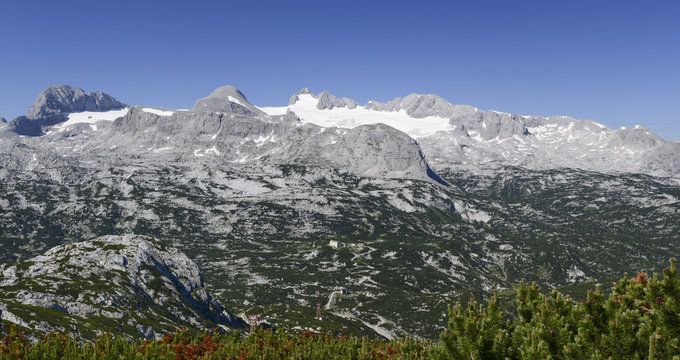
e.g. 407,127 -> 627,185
441,290 -> 513,359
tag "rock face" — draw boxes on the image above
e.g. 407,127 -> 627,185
0,235 -> 244,339
316,90 -> 359,110
7,85 -> 126,136
275,123 -> 446,184
288,87 -> 312,105
365,93 -> 476,120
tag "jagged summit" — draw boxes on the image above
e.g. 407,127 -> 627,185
288,89 -> 359,109
317,90 -> 359,110
27,85 -> 125,117
288,88 -> 311,105
192,85 -> 265,116
6,85 -> 126,136
366,93 -> 464,118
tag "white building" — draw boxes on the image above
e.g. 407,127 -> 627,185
329,240 -> 344,248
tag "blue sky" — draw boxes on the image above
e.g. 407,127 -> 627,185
1,1 -> 679,140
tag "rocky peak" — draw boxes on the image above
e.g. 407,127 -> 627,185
27,85 -> 125,118
365,93 -> 455,117
288,88 -> 359,109
207,85 -> 249,102
7,85 -> 126,136
192,85 -> 265,117
316,90 -> 359,110
288,88 -> 312,105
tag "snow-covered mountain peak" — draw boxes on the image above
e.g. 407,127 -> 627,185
3,85 -> 678,177
6,85 -> 126,136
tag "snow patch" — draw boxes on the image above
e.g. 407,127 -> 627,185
259,94 -> 452,138
153,147 -> 173,153
55,108 -> 129,131
205,146 -> 221,155
142,108 -> 174,116
256,106 -> 288,116
228,96 -> 245,107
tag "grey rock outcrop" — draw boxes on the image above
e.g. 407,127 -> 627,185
192,85 -> 266,117
288,87 -> 312,105
269,122 -> 446,183
366,93 -> 454,117
0,235 -> 244,339
7,85 -> 126,136
316,90 -> 359,110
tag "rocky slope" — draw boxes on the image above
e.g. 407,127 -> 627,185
0,159 -> 677,338
0,235 -> 244,339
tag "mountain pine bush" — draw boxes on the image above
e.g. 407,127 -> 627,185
442,258 -> 680,359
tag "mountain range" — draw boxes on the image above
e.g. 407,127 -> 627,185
0,85 -> 678,339
3,84 -> 679,178
264,88 -> 680,176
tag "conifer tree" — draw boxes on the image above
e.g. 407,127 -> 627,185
441,290 -> 513,359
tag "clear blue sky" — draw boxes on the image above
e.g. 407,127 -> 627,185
1,1 -> 678,140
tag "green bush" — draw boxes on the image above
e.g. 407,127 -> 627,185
441,258 -> 680,359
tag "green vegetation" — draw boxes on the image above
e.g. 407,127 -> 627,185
3,260 -> 680,359
442,259 -> 680,359
0,327 -> 443,359
1,165 -> 679,337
